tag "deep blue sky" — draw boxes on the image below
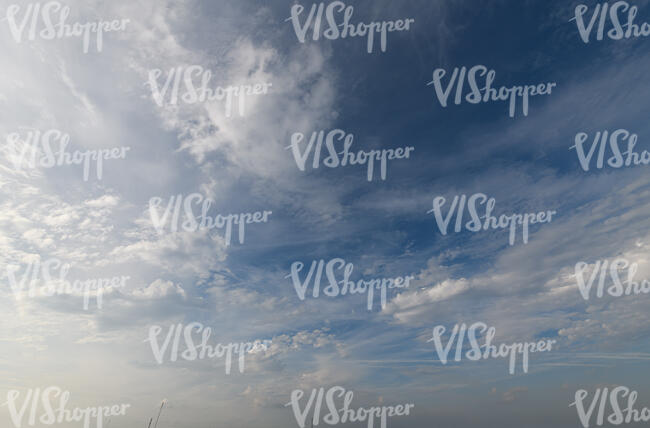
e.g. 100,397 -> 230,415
1,0 -> 650,427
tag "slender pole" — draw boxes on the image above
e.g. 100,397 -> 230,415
153,400 -> 165,428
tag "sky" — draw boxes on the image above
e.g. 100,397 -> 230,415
1,0 -> 650,427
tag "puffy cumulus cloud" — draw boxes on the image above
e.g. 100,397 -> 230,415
270,328 -> 340,353
0,181 -> 122,269
240,329 -> 346,374
84,194 -> 120,208
232,331 -> 357,410
130,279 -> 187,300
108,228 -> 228,278
21,228 -> 53,249
558,319 -> 611,344
384,278 -> 469,320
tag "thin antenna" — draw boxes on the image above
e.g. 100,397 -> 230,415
153,400 -> 166,428
147,417 -> 152,428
